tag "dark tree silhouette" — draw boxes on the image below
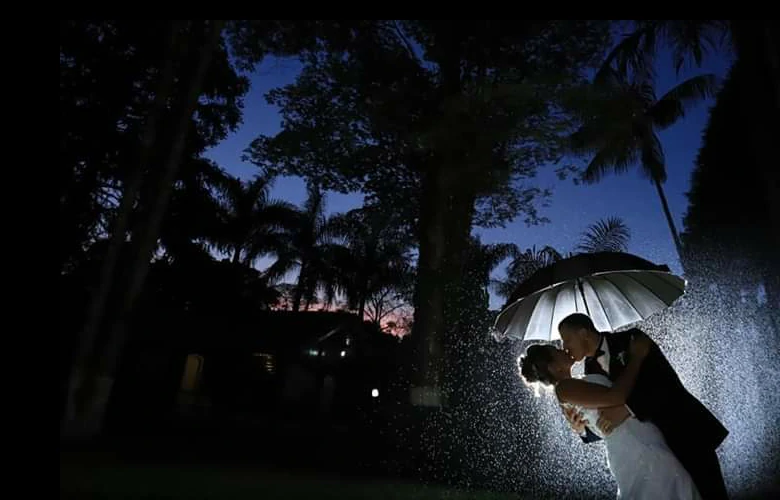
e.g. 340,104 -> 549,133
212,173 -> 298,267
576,216 -> 631,254
493,217 -> 632,303
61,20 -> 319,437
597,20 -> 780,248
329,205 -> 414,322
248,20 -> 613,403
682,55 -> 779,316
569,67 -> 717,257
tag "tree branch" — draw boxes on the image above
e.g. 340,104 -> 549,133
392,21 -> 419,65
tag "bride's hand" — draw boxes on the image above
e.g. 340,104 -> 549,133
629,332 -> 652,360
561,404 -> 588,434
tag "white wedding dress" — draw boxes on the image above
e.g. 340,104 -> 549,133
578,374 -> 702,499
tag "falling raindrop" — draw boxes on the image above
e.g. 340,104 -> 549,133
396,262 -> 779,498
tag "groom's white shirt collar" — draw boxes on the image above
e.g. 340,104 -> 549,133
596,333 -> 610,374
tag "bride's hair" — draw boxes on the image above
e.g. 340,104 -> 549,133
519,344 -> 557,386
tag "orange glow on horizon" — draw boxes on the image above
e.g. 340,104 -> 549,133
270,298 -> 412,337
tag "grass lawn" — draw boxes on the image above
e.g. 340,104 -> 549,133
60,453 -> 525,500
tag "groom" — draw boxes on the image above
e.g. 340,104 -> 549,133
558,313 -> 729,500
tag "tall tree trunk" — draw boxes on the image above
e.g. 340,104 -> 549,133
62,20 -> 184,437
410,164 -> 449,407
409,32 -> 468,408
357,294 -> 367,322
62,20 -> 225,438
653,176 -> 684,259
440,183 -> 478,400
357,271 -> 368,321
292,260 -> 307,312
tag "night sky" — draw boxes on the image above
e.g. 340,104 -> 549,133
204,49 -> 734,310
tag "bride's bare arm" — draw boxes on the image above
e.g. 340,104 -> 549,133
555,333 -> 652,408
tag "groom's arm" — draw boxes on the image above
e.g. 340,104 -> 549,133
596,405 -> 631,435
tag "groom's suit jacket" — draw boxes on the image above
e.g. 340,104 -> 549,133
581,328 -> 728,453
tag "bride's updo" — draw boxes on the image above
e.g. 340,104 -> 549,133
519,344 -> 557,386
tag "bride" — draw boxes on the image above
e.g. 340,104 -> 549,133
519,334 -> 702,499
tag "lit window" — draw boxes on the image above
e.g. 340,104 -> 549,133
340,350 -> 346,358
371,388 -> 379,398
253,352 -> 276,375
180,354 -> 204,392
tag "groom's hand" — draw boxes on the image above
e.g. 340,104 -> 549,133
562,405 -> 588,434
597,405 -> 630,435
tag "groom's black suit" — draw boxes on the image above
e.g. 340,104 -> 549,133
582,328 -> 729,500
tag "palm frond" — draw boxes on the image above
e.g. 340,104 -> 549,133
634,81 -> 658,108
262,253 -> 300,285
504,245 -> 563,287
303,183 -> 326,221
595,25 -> 657,85
581,136 -> 640,184
661,21 -> 725,74
576,217 -> 631,253
479,242 -> 521,272
490,278 -> 516,300
649,74 -> 718,130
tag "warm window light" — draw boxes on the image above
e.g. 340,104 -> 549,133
252,353 -> 276,375
180,354 -> 204,391
371,388 -> 379,398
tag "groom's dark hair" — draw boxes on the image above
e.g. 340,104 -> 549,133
559,313 -> 597,332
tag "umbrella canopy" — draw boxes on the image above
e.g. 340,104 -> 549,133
493,251 -> 686,342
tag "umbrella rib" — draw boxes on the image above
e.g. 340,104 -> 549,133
589,279 -> 613,327
622,271 -> 672,306
601,273 -> 643,317
549,287 -> 558,342
577,278 -> 591,317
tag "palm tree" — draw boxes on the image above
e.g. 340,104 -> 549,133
493,245 -> 564,301
329,205 -> 413,321
265,184 -> 345,311
213,173 -> 298,267
596,21 -> 780,253
576,216 -> 631,254
464,238 -> 520,310
596,21 -> 729,82
570,67 -> 717,257
494,217 -> 633,302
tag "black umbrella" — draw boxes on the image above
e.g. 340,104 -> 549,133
493,251 -> 686,342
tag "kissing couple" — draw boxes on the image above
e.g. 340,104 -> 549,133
519,312 -> 729,499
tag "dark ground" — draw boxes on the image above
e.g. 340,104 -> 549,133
60,417 -> 530,500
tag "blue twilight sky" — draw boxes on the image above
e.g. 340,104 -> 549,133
204,49 -> 734,310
